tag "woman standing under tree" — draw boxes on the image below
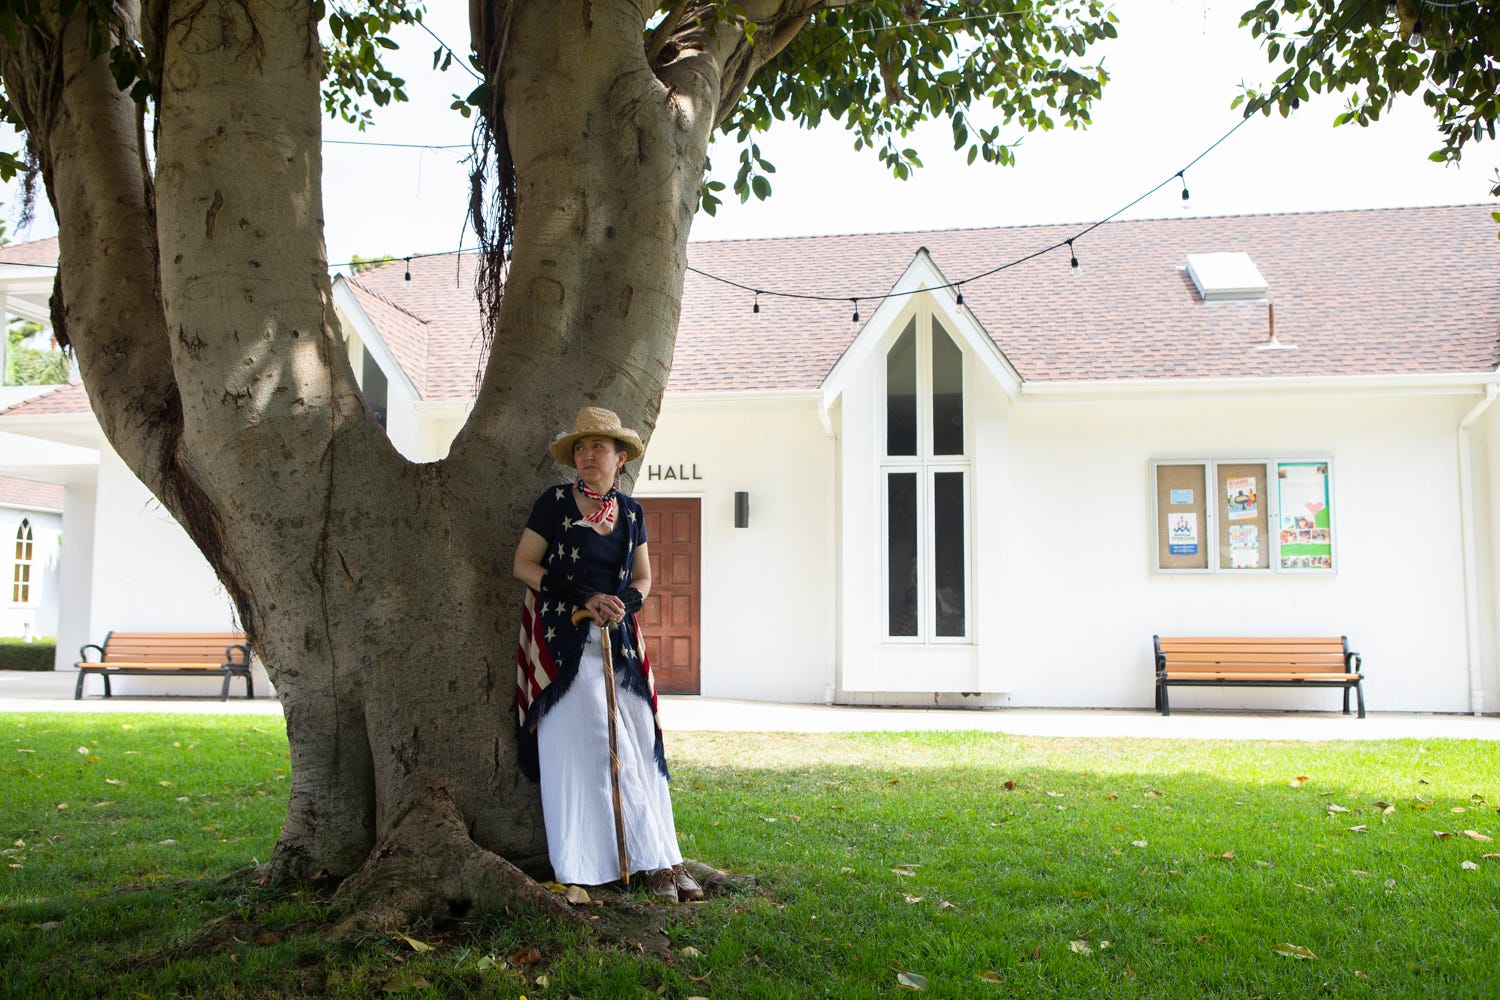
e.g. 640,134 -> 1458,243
512,407 -> 703,904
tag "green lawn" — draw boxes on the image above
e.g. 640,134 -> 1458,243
2,713 -> 1497,998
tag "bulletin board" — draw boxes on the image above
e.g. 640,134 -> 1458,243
1276,462 -> 1335,571
1154,463 -> 1208,571
1217,462 -> 1270,571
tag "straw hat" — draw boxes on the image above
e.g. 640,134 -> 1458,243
549,406 -> 645,466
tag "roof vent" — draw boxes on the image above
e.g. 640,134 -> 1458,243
1184,252 -> 1268,302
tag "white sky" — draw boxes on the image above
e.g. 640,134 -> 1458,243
5,1 -> 1494,266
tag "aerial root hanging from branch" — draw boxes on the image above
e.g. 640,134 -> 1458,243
330,788 -> 582,934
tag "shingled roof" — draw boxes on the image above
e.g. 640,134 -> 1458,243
6,206 -> 1497,415
0,381 -> 88,416
0,476 -> 63,511
0,236 -> 60,268
349,204 -> 1500,396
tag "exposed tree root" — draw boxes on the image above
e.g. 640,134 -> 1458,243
330,788 -> 582,935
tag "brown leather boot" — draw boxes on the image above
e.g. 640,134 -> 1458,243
647,868 -> 679,904
671,864 -> 705,901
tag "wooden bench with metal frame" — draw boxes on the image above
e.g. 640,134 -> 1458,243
74,632 -> 253,701
1153,635 -> 1364,718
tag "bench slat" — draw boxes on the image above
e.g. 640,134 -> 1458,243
91,662 -> 235,671
1164,671 -> 1361,681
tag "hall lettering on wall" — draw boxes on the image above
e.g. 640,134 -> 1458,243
645,463 -> 703,481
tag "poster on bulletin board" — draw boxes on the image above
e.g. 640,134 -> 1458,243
1277,462 -> 1334,571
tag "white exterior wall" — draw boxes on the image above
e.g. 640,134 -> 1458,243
636,393 -> 835,703
0,505 -> 61,639
76,445 -> 269,697
54,483 -> 96,671
1005,391 -> 1479,713
1472,400 -> 1500,715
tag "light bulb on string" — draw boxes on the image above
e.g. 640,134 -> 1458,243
1177,171 -> 1190,210
1067,240 -> 1079,269
851,298 -> 860,324
404,257 -> 412,281
753,291 -> 760,314
955,284 -> 965,307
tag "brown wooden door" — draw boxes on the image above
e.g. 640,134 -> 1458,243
639,498 -> 700,694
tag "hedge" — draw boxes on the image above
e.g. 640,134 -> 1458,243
0,638 -> 57,671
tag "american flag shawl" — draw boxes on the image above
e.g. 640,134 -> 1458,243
515,483 -> 665,781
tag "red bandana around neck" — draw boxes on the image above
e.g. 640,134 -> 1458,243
575,479 -> 618,531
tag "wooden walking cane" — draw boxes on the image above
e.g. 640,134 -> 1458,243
571,607 -> 631,885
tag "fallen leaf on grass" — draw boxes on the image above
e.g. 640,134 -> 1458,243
1351,870 -> 1373,878
1347,825 -> 1369,833
1002,780 -> 1016,790
1434,830 -> 1453,839
1144,790 -> 1164,799
508,946 -> 542,966
1069,940 -> 1092,956
937,900 -> 957,909
896,970 -> 928,990
1461,830 -> 1493,842
1461,861 -> 1480,871
977,970 -> 1003,983
1451,807 -> 1468,814
678,946 -> 702,959
1326,804 -> 1350,814
382,973 -> 429,992
1355,970 -> 1371,981
1289,776 -> 1311,787
839,866 -> 855,874
564,885 -> 592,904
392,932 -> 433,953
1220,851 -> 1236,860
1484,853 -> 1500,860
1273,943 -> 1317,960
904,894 -> 923,904
892,865 -> 919,877
1131,840 -> 1148,848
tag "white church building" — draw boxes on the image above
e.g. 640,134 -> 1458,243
4,204 -> 1500,714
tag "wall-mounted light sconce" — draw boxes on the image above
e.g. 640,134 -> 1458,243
734,491 -> 749,529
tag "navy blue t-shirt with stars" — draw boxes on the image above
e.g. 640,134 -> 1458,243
525,483 -> 647,599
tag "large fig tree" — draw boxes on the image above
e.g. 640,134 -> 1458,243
0,0 -> 1117,925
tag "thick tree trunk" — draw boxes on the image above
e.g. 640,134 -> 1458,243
1,0 -> 809,927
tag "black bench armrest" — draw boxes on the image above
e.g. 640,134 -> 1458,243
78,643 -> 105,663
224,642 -> 251,666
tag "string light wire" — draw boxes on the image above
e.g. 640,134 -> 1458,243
4,1 -> 1386,301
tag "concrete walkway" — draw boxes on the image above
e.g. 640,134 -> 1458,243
4,669 -> 1498,741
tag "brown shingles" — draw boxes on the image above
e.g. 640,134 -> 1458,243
0,382 -> 89,416
0,476 -> 63,510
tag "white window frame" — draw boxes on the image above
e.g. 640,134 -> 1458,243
879,310 -> 973,643
11,518 -> 34,606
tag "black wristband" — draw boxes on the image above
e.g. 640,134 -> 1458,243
538,571 -> 595,610
621,588 -> 644,615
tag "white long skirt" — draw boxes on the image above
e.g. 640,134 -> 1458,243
537,626 -> 682,885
